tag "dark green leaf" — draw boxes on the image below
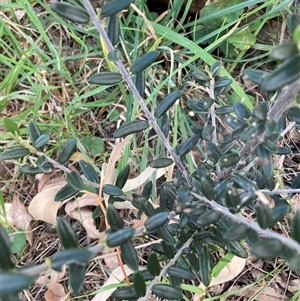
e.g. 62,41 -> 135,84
168,266 -> 195,280
261,55 -> 300,91
198,246 -> 211,287
256,201 -> 274,229
194,71 -> 210,87
115,164 -> 130,189
257,145 -> 273,177
56,217 -> 78,249
33,134 -> 49,149
244,69 -> 268,85
28,121 -> 41,144
145,212 -> 169,231
67,171 -> 84,191
54,184 -> 79,202
150,157 -> 173,168
288,14 -> 300,35
121,241 -> 139,271
152,284 -> 182,300
19,164 -> 43,175
232,174 -> 258,192
200,177 -> 215,200
141,197 -> 156,217
159,113 -> 169,137
101,0 -> 133,17
69,263 -> 86,295
198,210 -> 221,226
214,77 -> 232,88
79,160 -> 99,183
218,152 -> 240,168
103,184 -> 124,196
107,204 -> 124,231
130,50 -> 160,74
0,272 -> 35,296
142,181 -> 153,200
251,239 -> 283,258
207,141 -> 223,162
52,248 -> 95,271
215,106 -> 233,115
4,118 -> 19,135
287,107 -> 300,124
133,71 -> 145,95
106,14 -> 119,46
275,147 -> 291,155
210,61 -> 221,78
88,72 -> 122,85
225,223 -> 248,240
234,102 -> 250,119
179,135 -> 199,156
147,252 -> 161,276
202,125 -> 215,140
111,285 -> 139,299
133,271 -> 146,297
58,138 -> 77,164
50,2 -> 90,23
291,174 -> 300,189
0,226 -> 14,271
0,146 -> 29,160
107,227 -> 135,247
154,90 -> 182,118
113,120 -> 149,138
187,99 -> 206,112
291,208 -> 300,243
270,42 -> 299,60
225,187 -> 241,212
158,227 -> 176,247
253,102 -> 268,120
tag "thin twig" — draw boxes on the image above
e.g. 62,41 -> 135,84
81,0 -> 192,186
138,233 -> 196,301
189,191 -> 300,253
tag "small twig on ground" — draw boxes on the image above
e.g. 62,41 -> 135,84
189,191 -> 300,253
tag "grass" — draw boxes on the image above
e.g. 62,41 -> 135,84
0,0 -> 299,300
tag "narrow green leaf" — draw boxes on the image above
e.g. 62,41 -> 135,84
251,239 -> 283,258
225,224 -> 248,240
113,120 -> 149,138
54,184 -> 79,202
218,152 -> 240,168
144,212 -> 169,231
133,71 -> 145,95
111,285 -> 138,299
261,55 -> 300,91
158,113 -> 169,137
152,284 -> 182,300
50,2 -> 90,23
51,248 -> 95,271
154,90 -> 182,118
58,138 -> 77,164
130,50 -> 160,74
225,187 -> 241,213
4,118 -> 19,135
67,171 -> 84,191
56,217 -> 78,249
133,271 -> 146,297
257,145 -> 273,177
287,107 -> 300,124
19,164 -> 43,175
256,201 -> 274,229
147,252 -> 161,276
115,164 -> 130,189
198,210 -> 221,226
33,134 -> 49,149
168,266 -> 195,280
291,209 -> 300,243
207,141 -> 223,162
234,102 -> 250,119
179,135 -> 199,156
244,69 -> 268,85
69,264 -> 86,295
200,177 -> 215,200
88,72 -> 122,85
107,228 -> 135,247
28,121 -> 41,144
0,226 -> 15,271
103,184 -> 124,196
199,246 -> 211,287
107,204 -> 124,231
0,146 -> 30,160
120,241 -> 139,271
79,160 -> 99,183
106,13 -> 119,46
0,272 -> 35,295
270,42 -> 299,60
101,0 -> 134,18
150,157 -> 173,168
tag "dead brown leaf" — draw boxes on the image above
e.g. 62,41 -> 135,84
45,283 -> 69,301
4,194 -> 33,244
